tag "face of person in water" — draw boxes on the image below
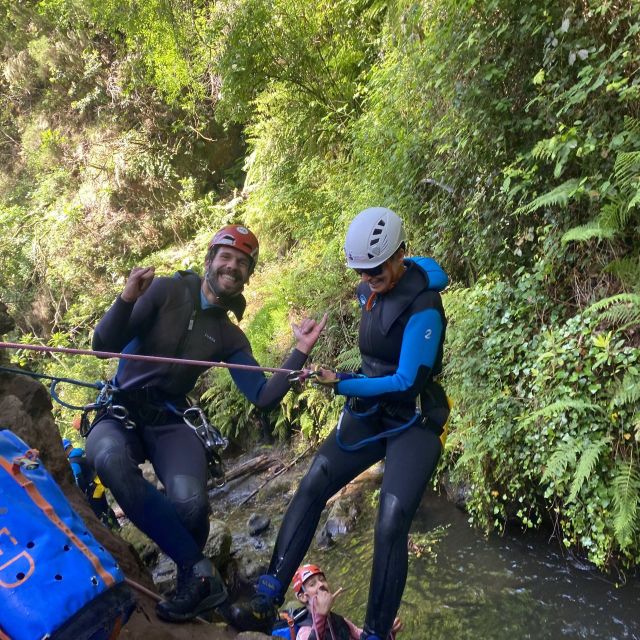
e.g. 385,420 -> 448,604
296,572 -> 330,604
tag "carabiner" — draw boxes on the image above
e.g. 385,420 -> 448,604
183,406 -> 228,449
109,404 -> 136,429
286,368 -> 321,384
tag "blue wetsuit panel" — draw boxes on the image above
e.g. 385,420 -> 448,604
336,308 -> 443,397
227,349 -> 268,405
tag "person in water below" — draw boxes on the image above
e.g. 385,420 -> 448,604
85,224 -> 326,623
291,563 -> 403,640
229,207 -> 450,639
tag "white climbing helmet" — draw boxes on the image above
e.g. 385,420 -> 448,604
344,207 -> 406,269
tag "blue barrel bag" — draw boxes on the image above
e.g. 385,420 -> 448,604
0,429 -> 134,640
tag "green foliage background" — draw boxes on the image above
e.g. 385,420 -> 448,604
0,0 -> 638,569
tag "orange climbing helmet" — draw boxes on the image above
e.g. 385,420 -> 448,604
292,564 -> 324,595
208,224 -> 259,271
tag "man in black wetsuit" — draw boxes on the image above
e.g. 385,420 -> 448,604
230,208 -> 449,639
85,225 -> 326,622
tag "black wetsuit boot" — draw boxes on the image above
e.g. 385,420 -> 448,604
156,558 -> 228,622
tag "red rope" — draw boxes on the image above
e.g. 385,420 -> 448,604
0,341 -> 297,375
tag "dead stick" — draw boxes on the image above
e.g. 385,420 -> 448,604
124,578 -> 210,625
234,444 -> 313,510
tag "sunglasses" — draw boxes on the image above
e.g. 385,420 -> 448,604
354,262 -> 386,277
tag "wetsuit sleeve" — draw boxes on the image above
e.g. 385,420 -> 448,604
92,280 -> 164,352
335,308 -> 443,398
228,348 -> 308,409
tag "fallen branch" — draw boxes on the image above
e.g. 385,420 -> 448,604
233,444 -> 313,510
223,454 -> 275,483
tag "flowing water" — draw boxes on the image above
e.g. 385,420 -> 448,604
212,456 -> 639,639
312,490 -> 640,639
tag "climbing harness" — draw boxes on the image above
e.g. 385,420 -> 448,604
336,392 -> 452,452
335,400 -> 423,452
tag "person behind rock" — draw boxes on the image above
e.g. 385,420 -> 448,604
84,225 -> 327,623
62,437 -> 119,528
229,208 -> 449,639
291,564 -> 402,640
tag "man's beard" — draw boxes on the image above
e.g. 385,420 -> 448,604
206,265 -> 244,303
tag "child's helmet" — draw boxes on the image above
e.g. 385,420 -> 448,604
292,564 -> 324,595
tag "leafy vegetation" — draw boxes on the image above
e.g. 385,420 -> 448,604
0,0 -> 638,569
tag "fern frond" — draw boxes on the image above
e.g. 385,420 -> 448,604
612,457 -> 640,548
599,200 -> 632,232
519,399 -> 602,429
614,151 -> 640,187
589,293 -> 640,312
605,257 -> 640,291
335,345 -> 361,370
588,293 -> 640,329
612,371 -> 640,408
567,437 -> 610,503
542,440 -> 577,484
515,179 -> 584,216
622,116 -> 640,137
627,187 -> 640,211
531,139 -> 556,162
599,305 -> 640,328
562,220 -> 617,243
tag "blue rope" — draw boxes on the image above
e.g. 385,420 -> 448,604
335,401 -> 422,452
0,365 -> 104,410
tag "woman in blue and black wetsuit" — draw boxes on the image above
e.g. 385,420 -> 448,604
230,207 -> 449,640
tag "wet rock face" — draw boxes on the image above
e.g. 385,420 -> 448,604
440,470 -> 470,509
247,513 -> 270,537
316,493 -> 361,548
204,519 -> 233,567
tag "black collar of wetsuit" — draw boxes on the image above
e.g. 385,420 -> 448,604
205,289 -> 246,321
358,260 -> 429,337
176,270 -> 246,321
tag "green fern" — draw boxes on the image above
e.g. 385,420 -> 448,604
542,439 -> 577,484
613,150 -> 640,187
622,116 -> 640,138
561,220 -> 617,243
567,437 -> 610,503
588,293 -> 640,330
519,398 -> 602,430
612,457 -> 640,548
612,371 -> 640,408
515,178 -> 585,216
628,187 -> 640,211
606,257 -> 640,291
335,345 -> 361,370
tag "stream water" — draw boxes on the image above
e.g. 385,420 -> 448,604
212,456 -> 640,639
314,490 -> 640,639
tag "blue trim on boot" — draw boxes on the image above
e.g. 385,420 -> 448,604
256,574 -> 283,601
